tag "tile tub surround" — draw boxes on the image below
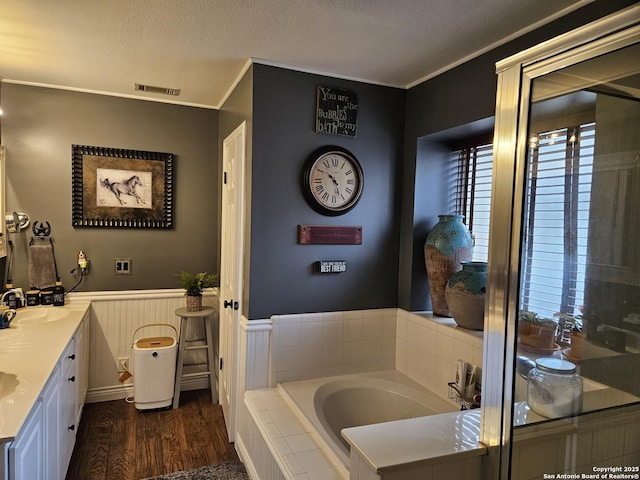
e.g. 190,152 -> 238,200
396,310 -> 484,402
240,376 -> 484,480
269,309 -> 484,405
244,387 -> 349,479
239,309 -> 487,479
270,309 -> 398,386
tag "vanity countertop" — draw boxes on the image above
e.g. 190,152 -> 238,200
0,301 -> 90,442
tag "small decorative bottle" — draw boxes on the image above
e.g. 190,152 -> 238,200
53,281 -> 65,307
3,283 -> 17,309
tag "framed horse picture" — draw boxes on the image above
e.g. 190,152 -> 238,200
72,145 -> 174,228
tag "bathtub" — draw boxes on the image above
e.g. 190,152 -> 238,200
279,370 -> 458,466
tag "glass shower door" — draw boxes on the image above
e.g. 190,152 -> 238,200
511,40 -> 640,478
485,6 -> 640,479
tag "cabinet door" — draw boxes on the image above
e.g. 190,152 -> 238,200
76,313 -> 89,425
59,340 -> 79,476
42,363 -> 61,480
9,401 -> 44,480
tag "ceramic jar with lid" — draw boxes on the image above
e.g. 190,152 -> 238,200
527,357 -> 583,418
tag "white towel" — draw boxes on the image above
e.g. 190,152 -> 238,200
28,243 -> 57,289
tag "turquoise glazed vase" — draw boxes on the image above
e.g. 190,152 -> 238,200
445,261 -> 487,330
424,214 -> 474,317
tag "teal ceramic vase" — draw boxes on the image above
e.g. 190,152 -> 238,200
445,261 -> 487,330
424,214 -> 474,317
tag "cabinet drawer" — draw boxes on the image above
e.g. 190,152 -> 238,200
60,336 -> 77,378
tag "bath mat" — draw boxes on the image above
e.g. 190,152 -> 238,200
140,461 -> 249,480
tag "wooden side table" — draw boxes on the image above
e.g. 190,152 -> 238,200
173,306 -> 217,409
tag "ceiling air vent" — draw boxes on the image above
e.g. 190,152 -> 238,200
134,83 -> 181,96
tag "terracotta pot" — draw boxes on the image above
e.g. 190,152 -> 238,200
186,294 -> 203,312
569,331 -> 585,358
519,323 -> 557,349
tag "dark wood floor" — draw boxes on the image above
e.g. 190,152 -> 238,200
65,389 -> 239,480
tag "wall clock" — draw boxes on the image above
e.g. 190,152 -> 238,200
301,145 -> 364,216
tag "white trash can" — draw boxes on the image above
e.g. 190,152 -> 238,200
133,324 -> 177,410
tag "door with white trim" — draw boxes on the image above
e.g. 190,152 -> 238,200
219,121 -> 246,442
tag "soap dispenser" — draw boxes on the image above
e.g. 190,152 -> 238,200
53,281 -> 65,307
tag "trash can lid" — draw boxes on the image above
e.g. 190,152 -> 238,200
135,336 -> 175,349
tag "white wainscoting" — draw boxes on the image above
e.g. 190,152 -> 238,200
240,316 -> 272,392
69,289 -> 218,403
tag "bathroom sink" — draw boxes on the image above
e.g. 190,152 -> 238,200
0,372 -> 19,399
13,307 -> 69,325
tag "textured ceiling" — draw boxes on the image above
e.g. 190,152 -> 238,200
0,0 -> 593,109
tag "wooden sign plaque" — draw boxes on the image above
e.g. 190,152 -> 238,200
298,225 -> 362,245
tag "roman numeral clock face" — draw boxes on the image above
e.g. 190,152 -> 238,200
301,146 -> 364,216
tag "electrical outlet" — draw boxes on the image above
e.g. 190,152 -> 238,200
118,356 -> 129,373
114,258 -> 132,275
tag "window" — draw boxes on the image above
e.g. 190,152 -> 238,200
451,122 -> 595,318
449,143 -> 493,262
521,123 -> 595,318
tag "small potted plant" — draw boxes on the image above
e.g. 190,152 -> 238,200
518,310 -> 558,350
555,308 -> 585,358
178,271 -> 218,311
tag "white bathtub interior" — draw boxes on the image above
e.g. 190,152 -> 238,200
279,369 -> 458,466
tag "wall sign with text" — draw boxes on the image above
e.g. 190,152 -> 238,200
316,260 -> 347,273
315,86 -> 358,137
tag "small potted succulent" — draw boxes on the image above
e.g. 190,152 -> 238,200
518,310 -> 559,350
177,271 -> 218,311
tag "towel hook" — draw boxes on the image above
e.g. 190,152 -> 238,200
32,220 -> 51,238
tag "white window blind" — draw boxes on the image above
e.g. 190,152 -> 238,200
521,123 -> 595,318
448,144 -> 494,262
450,122 -> 595,318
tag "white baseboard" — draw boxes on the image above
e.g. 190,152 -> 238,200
85,377 -> 211,403
234,433 -> 259,480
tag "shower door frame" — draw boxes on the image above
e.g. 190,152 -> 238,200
481,5 -> 640,478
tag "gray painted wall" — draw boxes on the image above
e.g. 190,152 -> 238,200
248,64 -> 405,319
1,84 -> 219,292
1,0 -> 632,317
399,0 -> 639,311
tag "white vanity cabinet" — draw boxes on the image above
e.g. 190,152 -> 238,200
75,313 -> 89,428
42,362 -> 62,479
4,309 -> 89,480
8,402 -> 44,480
59,333 -> 80,476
